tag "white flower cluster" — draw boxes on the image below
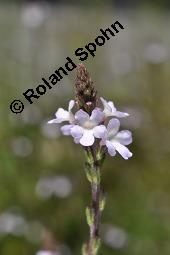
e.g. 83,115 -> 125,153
36,251 -> 57,255
48,98 -> 132,160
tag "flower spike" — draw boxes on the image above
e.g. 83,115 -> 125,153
47,64 -> 133,255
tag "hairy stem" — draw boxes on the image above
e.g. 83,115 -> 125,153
82,148 -> 105,255
89,164 -> 101,254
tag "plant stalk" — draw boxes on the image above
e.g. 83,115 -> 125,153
89,164 -> 101,254
82,148 -> 105,255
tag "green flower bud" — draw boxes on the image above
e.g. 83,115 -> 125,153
86,207 -> 94,227
99,194 -> 106,211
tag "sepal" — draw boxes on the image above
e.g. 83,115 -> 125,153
86,207 -> 94,227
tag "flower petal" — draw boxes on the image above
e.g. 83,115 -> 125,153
75,109 -> 89,125
70,125 -> 84,138
74,137 -> 81,144
90,108 -> 104,124
48,119 -> 60,124
60,125 -> 74,135
106,140 -> 116,156
68,100 -> 75,112
93,125 -> 107,139
107,118 -> 120,137
79,130 -> 95,146
55,108 -> 70,123
108,101 -> 116,113
114,130 -> 132,145
100,97 -> 112,112
112,141 -> 132,160
115,111 -> 129,118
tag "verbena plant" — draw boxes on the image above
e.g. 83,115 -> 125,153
48,64 -> 133,255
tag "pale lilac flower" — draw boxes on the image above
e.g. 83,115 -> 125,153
36,251 -> 57,255
95,118 -> 132,160
100,97 -> 129,118
47,98 -> 132,155
62,108 -> 106,147
48,100 -> 75,124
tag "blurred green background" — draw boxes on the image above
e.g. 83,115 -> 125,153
1,0 -> 170,254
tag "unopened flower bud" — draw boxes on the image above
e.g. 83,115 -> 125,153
75,64 -> 98,114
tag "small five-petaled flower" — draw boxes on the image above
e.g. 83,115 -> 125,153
48,97 -> 132,160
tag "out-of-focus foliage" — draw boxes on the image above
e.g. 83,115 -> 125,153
2,0 -> 170,8
0,2 -> 170,255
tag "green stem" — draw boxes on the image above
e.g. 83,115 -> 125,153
89,164 -> 101,254
82,148 -> 106,255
